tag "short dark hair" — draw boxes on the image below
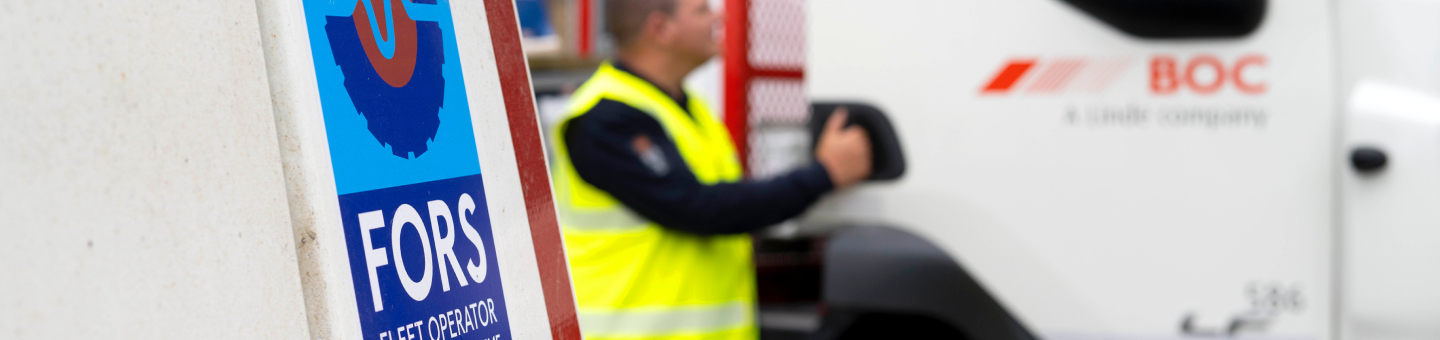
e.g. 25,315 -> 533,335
606,0 -> 678,47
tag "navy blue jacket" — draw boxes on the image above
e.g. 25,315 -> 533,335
561,63 -> 834,236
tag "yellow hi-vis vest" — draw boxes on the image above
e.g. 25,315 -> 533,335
551,62 -> 756,340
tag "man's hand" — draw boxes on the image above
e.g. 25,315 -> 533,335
815,107 -> 873,190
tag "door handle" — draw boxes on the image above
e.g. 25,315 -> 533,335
1351,146 -> 1388,173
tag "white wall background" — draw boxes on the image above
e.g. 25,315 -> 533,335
0,1 -> 311,338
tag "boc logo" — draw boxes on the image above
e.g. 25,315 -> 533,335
326,0 -> 445,159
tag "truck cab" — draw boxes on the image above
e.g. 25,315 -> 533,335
723,0 -> 1440,339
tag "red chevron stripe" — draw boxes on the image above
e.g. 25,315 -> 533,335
982,59 -> 1037,94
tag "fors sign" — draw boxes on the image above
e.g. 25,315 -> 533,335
357,194 -> 491,309
301,0 -> 512,339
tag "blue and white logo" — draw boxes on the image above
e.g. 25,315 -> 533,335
303,1 -> 510,339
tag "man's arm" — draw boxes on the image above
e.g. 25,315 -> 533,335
565,99 -> 836,235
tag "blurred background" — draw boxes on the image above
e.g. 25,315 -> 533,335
518,0 -> 1440,339
6,0 -> 1440,339
517,2 -> 820,338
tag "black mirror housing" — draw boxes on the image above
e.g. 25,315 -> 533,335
809,102 -> 907,181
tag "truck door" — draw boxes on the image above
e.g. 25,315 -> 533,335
805,0 -> 1336,339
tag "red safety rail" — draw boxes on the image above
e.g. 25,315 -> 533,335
484,0 -> 581,338
578,0 -> 593,58
723,0 -> 806,175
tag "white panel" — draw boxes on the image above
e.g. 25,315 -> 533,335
252,0 -> 361,338
1338,0 -> 1440,98
1340,81 -> 1440,340
0,1 -> 311,339
807,0 -> 1336,338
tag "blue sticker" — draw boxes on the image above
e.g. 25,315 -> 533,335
307,0 -> 482,195
302,1 -> 511,339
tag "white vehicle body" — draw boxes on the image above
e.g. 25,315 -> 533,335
791,0 -> 1440,339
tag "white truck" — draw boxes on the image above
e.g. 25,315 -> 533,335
719,0 -> 1440,339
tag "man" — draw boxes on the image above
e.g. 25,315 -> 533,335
551,0 -> 873,338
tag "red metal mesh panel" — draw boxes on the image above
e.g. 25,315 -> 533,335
725,0 -> 807,177
747,0 -> 806,70
748,78 -> 809,125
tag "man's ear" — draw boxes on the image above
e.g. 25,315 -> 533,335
640,11 -> 674,45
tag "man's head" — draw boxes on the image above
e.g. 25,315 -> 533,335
606,0 -> 720,67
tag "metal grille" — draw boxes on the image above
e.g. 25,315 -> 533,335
747,0 -> 806,70
725,0 -> 808,179
748,78 -> 809,125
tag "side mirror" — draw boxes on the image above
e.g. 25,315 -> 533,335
809,102 -> 907,181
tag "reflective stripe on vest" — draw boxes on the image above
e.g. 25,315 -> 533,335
552,62 -> 756,340
555,203 -> 649,231
578,302 -> 752,339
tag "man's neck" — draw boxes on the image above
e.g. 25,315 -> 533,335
615,49 -> 696,98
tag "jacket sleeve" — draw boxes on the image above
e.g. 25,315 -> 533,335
564,99 -> 835,235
